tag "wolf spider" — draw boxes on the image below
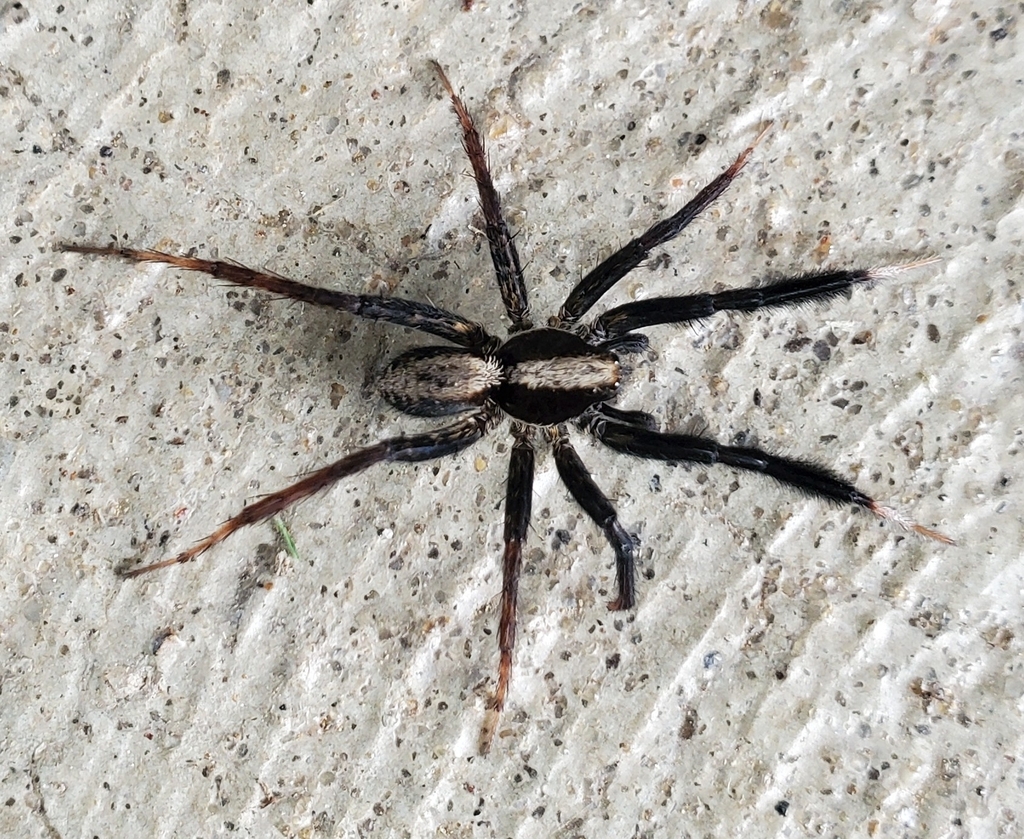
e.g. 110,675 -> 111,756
62,62 -> 951,752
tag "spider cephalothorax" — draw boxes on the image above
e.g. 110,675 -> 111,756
62,62 -> 951,752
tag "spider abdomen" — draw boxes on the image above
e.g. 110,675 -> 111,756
380,346 -> 503,417
496,327 -> 620,425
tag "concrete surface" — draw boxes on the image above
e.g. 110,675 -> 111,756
1,1 -> 1022,836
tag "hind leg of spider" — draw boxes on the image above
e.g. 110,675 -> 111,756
118,412 -> 491,579
556,124 -> 772,325
431,61 -> 531,332
588,420 -> 954,544
591,259 -> 940,338
59,244 -> 497,352
550,427 -> 638,611
480,423 -> 535,754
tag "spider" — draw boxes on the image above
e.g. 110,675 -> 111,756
62,63 -> 952,752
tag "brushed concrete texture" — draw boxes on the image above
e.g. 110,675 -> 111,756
1,1 -> 1021,836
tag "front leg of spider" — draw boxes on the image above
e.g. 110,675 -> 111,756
572,252 -> 954,545
586,420 -> 953,544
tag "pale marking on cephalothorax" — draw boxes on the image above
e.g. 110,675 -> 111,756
509,356 -> 620,391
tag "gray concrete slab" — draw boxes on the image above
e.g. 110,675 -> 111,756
2,1 -> 1021,836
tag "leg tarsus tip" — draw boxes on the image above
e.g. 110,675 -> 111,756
869,502 -> 954,545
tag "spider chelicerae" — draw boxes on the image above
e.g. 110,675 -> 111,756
63,63 -> 952,752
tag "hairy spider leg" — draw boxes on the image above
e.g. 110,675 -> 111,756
550,428 -> 638,611
480,423 -> 535,754
432,61 -> 532,332
592,402 -> 659,431
117,412 -> 491,578
592,259 -> 941,338
589,420 -> 954,544
59,245 -> 498,352
556,124 -> 772,325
